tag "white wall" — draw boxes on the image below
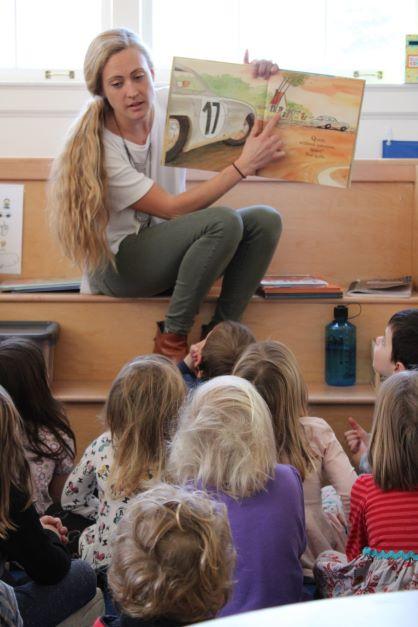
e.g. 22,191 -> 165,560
0,82 -> 418,158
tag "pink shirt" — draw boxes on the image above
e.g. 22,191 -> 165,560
299,416 -> 357,577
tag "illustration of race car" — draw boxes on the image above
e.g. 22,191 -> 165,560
165,64 -> 256,162
309,115 -> 350,131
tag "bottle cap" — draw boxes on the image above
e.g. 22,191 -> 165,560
334,305 -> 348,321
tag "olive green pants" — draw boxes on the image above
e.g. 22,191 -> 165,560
90,205 -> 282,334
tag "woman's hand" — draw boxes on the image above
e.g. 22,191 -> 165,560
243,50 -> 279,79
235,112 -> 285,176
40,515 -> 69,544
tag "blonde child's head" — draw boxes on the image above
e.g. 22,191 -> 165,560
169,375 -> 276,498
0,385 -> 32,539
197,321 -> 255,379
108,483 -> 235,623
369,370 -> 418,491
106,355 -> 186,497
233,340 -> 314,480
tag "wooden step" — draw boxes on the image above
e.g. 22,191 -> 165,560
53,379 -> 376,461
52,379 -> 377,406
2,291 -> 416,385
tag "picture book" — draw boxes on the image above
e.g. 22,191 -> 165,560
258,275 -> 343,299
162,57 -> 365,188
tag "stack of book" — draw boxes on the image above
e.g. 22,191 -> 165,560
258,276 -> 343,299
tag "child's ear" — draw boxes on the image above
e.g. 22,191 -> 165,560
394,361 -> 406,372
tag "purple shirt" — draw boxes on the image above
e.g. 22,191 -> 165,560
214,464 -> 306,617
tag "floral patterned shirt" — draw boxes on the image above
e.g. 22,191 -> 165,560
25,428 -> 75,515
61,432 -> 136,570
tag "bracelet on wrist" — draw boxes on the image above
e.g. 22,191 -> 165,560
232,162 -> 246,179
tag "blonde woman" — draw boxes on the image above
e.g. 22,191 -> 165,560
61,355 -> 186,571
94,483 -> 235,626
0,385 -> 97,626
315,370 -> 418,597
233,341 -> 357,582
48,28 -> 284,361
169,375 -> 306,616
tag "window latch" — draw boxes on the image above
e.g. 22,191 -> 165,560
45,70 -> 75,79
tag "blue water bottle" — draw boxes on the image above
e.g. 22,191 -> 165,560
325,305 -> 356,386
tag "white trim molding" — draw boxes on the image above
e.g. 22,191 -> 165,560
0,82 -> 418,158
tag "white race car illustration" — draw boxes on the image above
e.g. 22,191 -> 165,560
165,64 -> 256,162
309,115 -> 350,131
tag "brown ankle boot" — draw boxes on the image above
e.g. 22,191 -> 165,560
153,321 -> 188,363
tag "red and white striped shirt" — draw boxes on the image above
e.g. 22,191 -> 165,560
346,474 -> 418,561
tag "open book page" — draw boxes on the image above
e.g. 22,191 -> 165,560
261,70 -> 364,187
162,57 -> 364,188
162,57 -> 267,172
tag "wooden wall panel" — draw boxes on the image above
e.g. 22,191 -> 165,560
199,180 -> 414,287
0,159 -> 417,285
64,403 -> 104,462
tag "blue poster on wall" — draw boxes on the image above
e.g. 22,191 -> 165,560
382,140 -> 418,157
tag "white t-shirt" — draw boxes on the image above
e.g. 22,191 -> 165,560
103,86 -> 186,255
80,86 -> 186,293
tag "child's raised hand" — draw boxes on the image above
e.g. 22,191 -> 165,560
184,338 -> 206,373
345,417 -> 369,452
344,418 -> 370,469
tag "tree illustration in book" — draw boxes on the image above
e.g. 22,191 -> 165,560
162,57 -> 365,188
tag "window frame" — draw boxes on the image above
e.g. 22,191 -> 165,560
1,0 -> 418,87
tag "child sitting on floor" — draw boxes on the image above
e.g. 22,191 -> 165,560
169,375 -> 306,616
233,340 -> 357,584
94,483 -> 235,626
178,320 -> 255,389
345,308 -> 418,471
0,338 -> 76,515
61,355 -> 186,571
314,370 -> 418,597
0,384 -> 97,626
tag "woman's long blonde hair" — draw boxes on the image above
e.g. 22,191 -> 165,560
106,355 -> 186,498
169,375 -> 277,499
0,386 -> 32,539
369,370 -> 418,491
233,341 -> 315,480
48,28 -> 154,273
